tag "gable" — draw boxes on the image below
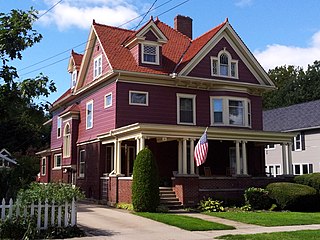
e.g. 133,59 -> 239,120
188,37 -> 260,85
144,30 -> 160,41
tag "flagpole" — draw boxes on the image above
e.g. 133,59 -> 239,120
205,127 -> 208,132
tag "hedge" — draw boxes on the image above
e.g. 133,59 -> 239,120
294,173 -> 320,192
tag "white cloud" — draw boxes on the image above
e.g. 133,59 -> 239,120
235,0 -> 253,7
38,0 -> 143,30
254,31 -> 320,71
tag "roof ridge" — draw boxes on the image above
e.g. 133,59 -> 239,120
93,20 -> 135,33
191,20 -> 226,42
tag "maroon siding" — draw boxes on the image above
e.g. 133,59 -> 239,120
188,37 -> 259,85
77,82 -> 116,143
144,30 -> 158,41
116,82 -> 263,130
50,110 -> 63,150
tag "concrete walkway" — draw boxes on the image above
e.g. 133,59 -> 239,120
75,203 -> 320,240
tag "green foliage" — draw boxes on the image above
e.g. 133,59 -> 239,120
266,182 -> 318,211
244,187 -> 272,210
294,173 -> 320,192
240,204 -> 252,211
17,182 -> 85,206
132,148 -> 159,212
0,215 -> 38,239
116,203 -> 133,211
156,205 -> 169,213
198,198 -> 225,212
38,226 -> 85,239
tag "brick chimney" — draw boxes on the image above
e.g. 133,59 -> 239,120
174,15 -> 192,39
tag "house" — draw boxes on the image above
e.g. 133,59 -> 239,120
264,100 -> 320,176
37,15 -> 294,206
0,149 -> 17,168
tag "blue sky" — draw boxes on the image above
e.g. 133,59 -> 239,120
2,0 -> 320,104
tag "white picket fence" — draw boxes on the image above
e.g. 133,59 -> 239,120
0,198 -> 77,229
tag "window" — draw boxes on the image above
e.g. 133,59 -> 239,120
129,91 -> 148,106
63,123 -> 71,158
79,150 -> 85,178
54,154 -> 62,169
141,43 -> 159,64
86,101 -> 93,129
177,94 -> 196,125
41,157 -> 46,175
211,50 -> 238,78
57,117 -> 62,138
210,97 -> 251,127
294,134 -> 302,151
105,93 -> 112,108
265,144 -> 275,150
93,55 -> 102,78
266,164 -> 281,177
71,70 -> 77,88
293,163 -> 313,175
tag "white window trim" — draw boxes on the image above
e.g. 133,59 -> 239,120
53,153 -> 62,169
63,123 -> 71,158
86,100 -> 94,129
129,91 -> 149,106
104,92 -> 112,108
265,144 -> 276,150
265,164 -> 281,177
79,150 -> 85,178
177,93 -> 196,125
71,70 -> 77,89
41,157 -> 46,176
141,42 -> 160,65
294,134 -> 302,151
57,117 -> 62,139
93,55 -> 102,79
210,96 -> 251,127
210,50 -> 238,79
293,163 -> 313,175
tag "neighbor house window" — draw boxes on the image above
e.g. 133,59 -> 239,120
210,97 -> 251,127
141,43 -> 159,64
93,55 -> 102,78
63,123 -> 71,158
86,100 -> 93,129
293,163 -> 313,175
266,164 -> 281,177
54,154 -> 62,169
177,94 -> 196,125
79,150 -> 85,178
265,144 -> 275,150
211,50 -> 238,78
57,117 -> 62,138
293,133 -> 302,151
41,157 -> 46,176
129,91 -> 148,106
71,70 -> 77,88
105,93 -> 112,108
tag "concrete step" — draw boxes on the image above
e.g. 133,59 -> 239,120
159,187 -> 183,210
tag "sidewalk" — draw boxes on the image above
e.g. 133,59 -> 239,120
75,203 -> 320,240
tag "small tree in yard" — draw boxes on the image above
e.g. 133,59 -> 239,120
132,148 -> 159,212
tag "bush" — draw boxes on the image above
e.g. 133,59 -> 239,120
266,182 -> 318,211
244,187 -> 272,210
294,173 -> 320,192
198,198 -> 225,212
0,215 -> 38,239
132,148 -> 159,212
116,203 -> 133,211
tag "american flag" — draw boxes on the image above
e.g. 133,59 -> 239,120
194,130 -> 208,167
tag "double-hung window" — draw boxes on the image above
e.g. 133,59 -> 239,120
54,154 -> 62,169
57,117 -> 62,138
94,55 -> 102,78
86,100 -> 93,129
293,163 -> 313,175
129,91 -> 148,106
41,157 -> 46,176
177,94 -> 196,125
142,43 -> 159,64
79,150 -> 85,178
63,123 -> 71,158
71,70 -> 77,88
229,100 -> 244,126
105,93 -> 112,108
294,134 -> 302,151
211,50 -> 238,78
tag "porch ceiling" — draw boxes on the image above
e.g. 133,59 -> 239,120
98,123 -> 295,144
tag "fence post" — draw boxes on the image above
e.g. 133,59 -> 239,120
31,202 -> 35,216
37,200 -> 42,229
1,198 -> 5,220
71,198 -> 76,226
64,201 -> 68,227
8,198 -> 13,219
44,199 -> 48,229
51,200 -> 55,226
57,205 -> 62,227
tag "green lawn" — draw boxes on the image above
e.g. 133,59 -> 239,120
134,212 -> 235,231
206,211 -> 320,226
218,230 -> 320,240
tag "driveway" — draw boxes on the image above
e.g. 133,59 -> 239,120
76,202 -> 320,240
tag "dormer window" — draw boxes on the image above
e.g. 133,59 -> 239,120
94,55 -> 102,78
141,43 -> 159,65
211,49 -> 238,78
71,70 -> 77,88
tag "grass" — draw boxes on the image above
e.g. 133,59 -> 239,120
206,211 -> 320,226
134,212 -> 235,231
217,230 -> 320,239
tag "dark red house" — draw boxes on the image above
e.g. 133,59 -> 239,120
37,15 -> 294,206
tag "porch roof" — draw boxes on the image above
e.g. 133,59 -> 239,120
98,123 -> 295,144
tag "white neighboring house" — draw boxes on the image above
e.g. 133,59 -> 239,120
263,100 -> 320,177
0,149 -> 17,168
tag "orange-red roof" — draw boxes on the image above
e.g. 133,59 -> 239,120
71,50 -> 83,66
59,104 -> 80,116
52,88 -> 71,106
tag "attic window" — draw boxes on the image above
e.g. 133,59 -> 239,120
141,43 -> 159,65
71,70 -> 77,88
94,55 -> 102,78
211,50 -> 238,78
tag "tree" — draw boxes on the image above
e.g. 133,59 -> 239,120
0,8 -> 56,153
132,148 -> 159,212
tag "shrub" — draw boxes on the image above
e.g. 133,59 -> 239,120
116,203 -> 133,211
244,187 -> 272,210
294,173 -> 320,192
132,148 -> 159,212
0,215 -> 38,239
198,198 -> 225,212
266,182 -> 318,211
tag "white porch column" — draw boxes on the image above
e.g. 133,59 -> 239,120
242,141 -> 248,175
178,140 -> 183,174
182,139 -> 188,174
116,140 -> 122,174
236,141 -> 241,175
190,139 -> 195,174
113,141 -> 117,173
140,136 -> 145,150
287,142 -> 293,175
282,143 -> 288,174
136,137 -> 140,155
